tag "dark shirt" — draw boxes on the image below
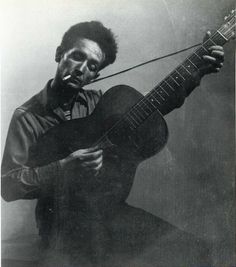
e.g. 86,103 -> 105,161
1,80 -> 102,244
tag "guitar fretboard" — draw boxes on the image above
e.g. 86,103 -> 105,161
125,31 -> 227,130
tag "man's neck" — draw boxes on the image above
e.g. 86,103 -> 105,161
50,78 -> 81,107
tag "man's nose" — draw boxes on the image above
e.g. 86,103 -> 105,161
75,61 -> 87,76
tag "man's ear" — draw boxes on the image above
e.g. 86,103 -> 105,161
55,46 -> 63,62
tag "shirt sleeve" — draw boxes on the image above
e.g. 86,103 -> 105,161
161,71 -> 201,116
1,109 -> 62,201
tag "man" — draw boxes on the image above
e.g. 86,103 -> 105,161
1,21 -> 224,267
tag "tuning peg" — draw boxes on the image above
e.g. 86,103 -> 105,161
231,10 -> 235,14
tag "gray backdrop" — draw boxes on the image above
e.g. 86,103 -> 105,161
1,0 -> 235,266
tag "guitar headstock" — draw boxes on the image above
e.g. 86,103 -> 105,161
220,9 -> 235,41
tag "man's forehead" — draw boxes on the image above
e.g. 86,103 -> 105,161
70,38 -> 104,59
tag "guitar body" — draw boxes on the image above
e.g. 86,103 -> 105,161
28,85 -> 168,203
28,84 -> 168,167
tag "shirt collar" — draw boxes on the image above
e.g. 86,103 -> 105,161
43,79 -> 88,111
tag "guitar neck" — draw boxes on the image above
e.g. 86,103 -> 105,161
125,28 -> 231,129
148,30 -> 227,114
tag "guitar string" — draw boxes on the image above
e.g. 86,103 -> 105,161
94,18 -> 235,148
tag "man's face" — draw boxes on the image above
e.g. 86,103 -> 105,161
56,38 -> 105,89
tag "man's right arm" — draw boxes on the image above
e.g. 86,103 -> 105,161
1,109 -> 103,202
1,109 -> 63,201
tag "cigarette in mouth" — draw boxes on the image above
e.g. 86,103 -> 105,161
63,75 -> 71,81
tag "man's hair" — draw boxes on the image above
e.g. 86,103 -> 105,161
60,21 -> 118,69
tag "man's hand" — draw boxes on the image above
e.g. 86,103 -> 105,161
59,146 -> 103,177
200,31 -> 224,76
183,31 -> 225,98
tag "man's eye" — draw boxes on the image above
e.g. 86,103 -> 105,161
89,64 -> 98,72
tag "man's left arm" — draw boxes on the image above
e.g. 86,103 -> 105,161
162,31 -> 224,116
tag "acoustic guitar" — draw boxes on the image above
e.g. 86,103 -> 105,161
27,10 -> 235,201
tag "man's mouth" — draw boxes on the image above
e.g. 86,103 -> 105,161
63,74 -> 83,86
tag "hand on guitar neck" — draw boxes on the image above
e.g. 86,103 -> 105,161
181,31 -> 224,99
154,32 -> 224,116
201,31 -> 225,74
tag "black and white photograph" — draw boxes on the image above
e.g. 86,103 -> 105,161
1,1 -> 235,266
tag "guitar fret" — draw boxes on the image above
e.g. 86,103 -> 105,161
156,91 -> 165,100
181,59 -> 199,75
148,96 -> 157,106
179,64 -> 191,75
193,51 -> 201,59
170,74 -> 180,86
167,75 -> 182,90
159,85 -> 170,96
203,39 -> 217,50
189,53 -> 203,67
207,38 -> 217,45
212,30 -> 228,46
141,102 -> 155,117
123,114 -> 136,128
217,30 -> 228,41
127,113 -> 139,126
176,65 -> 191,80
150,92 -> 161,104
195,48 -> 205,58
147,96 -> 158,108
141,100 -> 154,112
201,45 -> 209,53
130,109 -> 145,122
174,69 -> 185,81
130,111 -> 143,123
134,105 -> 148,118
127,117 -> 137,128
165,80 -> 175,91
158,83 -> 171,99
136,105 -> 149,117
186,58 -> 198,70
